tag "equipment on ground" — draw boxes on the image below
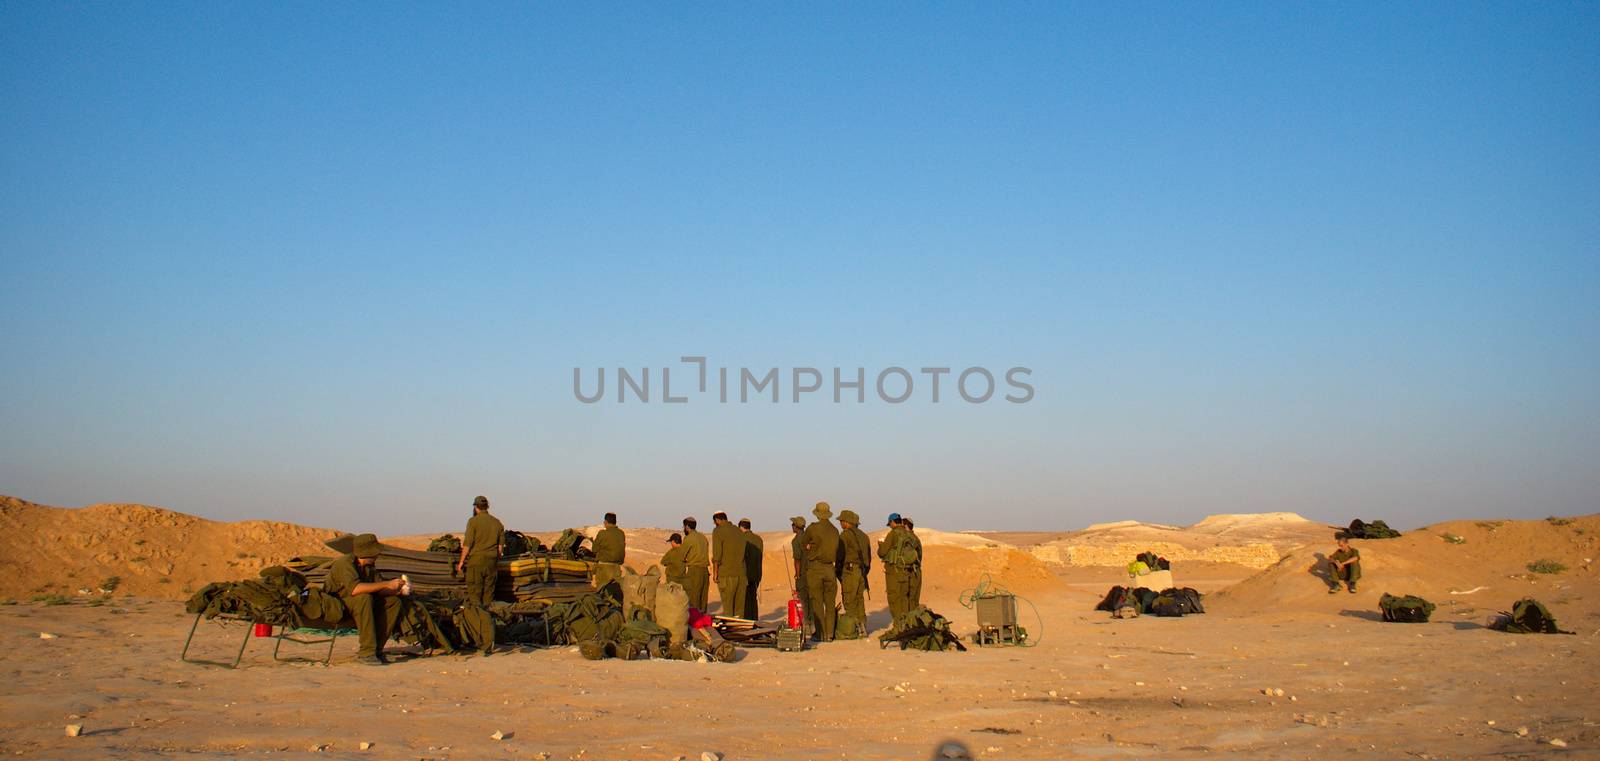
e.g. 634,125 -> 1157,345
776,626 -> 806,652
959,575 -> 1039,647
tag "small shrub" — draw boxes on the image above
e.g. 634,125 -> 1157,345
1476,521 -> 1504,532
156,577 -> 172,584
1527,559 -> 1567,574
86,599 -> 106,608
1440,533 -> 1466,544
0,599 -> 17,606
31,594 -> 71,606
132,538 -> 146,545
98,576 -> 121,593
1546,516 -> 1574,526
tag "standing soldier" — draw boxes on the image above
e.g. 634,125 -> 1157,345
836,509 -> 871,637
592,512 -> 626,592
877,512 -> 913,629
789,516 -> 809,631
681,517 -> 711,611
904,517 -> 924,611
456,496 -> 504,607
711,512 -> 746,618
802,502 -> 841,642
661,533 -> 687,587
740,518 -> 764,619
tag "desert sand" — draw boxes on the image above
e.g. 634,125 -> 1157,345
1,496 -> 1596,760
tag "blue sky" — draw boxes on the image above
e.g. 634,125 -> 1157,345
2,4 -> 1596,533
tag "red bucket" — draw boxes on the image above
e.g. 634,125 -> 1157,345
253,623 -> 273,638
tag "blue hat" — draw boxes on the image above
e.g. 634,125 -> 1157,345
886,512 -> 902,526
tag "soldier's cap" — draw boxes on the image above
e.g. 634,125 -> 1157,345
886,511 -> 902,526
790,516 -> 806,529
472,495 -> 489,509
737,518 -> 751,529
353,533 -> 383,559
839,509 -> 859,525
667,532 -> 682,543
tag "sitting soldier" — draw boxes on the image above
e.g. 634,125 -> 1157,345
1327,534 -> 1362,594
326,533 -> 413,665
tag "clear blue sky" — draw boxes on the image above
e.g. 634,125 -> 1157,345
2,4 -> 1596,533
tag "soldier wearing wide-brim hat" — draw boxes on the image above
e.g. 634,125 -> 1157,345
325,533 -> 411,665
837,509 -> 872,637
801,502 -> 841,641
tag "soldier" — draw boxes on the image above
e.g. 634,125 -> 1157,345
877,512 -> 914,629
711,512 -> 746,618
789,516 -> 810,631
903,517 -> 924,610
328,533 -> 412,665
802,502 -> 841,642
681,517 -> 711,611
592,512 -> 626,592
740,518 -> 764,619
1328,534 -> 1361,593
661,532 -> 687,586
836,509 -> 871,637
455,495 -> 503,606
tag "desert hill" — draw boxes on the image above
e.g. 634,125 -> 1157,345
984,511 -> 1335,570
0,495 -> 340,599
1209,514 -> 1600,625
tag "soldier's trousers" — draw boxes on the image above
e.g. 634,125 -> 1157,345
840,565 -> 867,634
805,566 -> 839,641
908,566 -> 922,609
717,570 -> 746,618
593,562 -> 622,593
1333,561 -> 1362,584
344,593 -> 405,656
745,576 -> 761,619
465,553 -> 497,606
885,569 -> 911,628
685,566 -> 710,611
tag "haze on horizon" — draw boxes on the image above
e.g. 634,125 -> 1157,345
2,5 -> 1597,535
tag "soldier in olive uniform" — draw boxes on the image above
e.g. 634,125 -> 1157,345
592,512 -> 626,592
904,517 -> 924,610
789,516 -> 809,631
802,502 -> 841,641
836,509 -> 872,637
328,533 -> 411,665
877,512 -> 914,629
1328,534 -> 1361,593
661,532 -> 687,586
456,496 -> 504,606
711,512 -> 746,618
681,517 -> 711,611
740,518 -> 764,619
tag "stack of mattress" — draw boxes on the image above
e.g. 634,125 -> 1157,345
294,534 -> 596,605
497,555 -> 594,605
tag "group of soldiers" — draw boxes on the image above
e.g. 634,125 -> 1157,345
331,495 -> 930,664
647,502 -> 925,641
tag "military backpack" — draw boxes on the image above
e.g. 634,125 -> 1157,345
1379,593 -> 1435,623
1498,598 -> 1573,634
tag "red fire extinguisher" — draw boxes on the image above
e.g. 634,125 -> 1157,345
787,596 -> 804,629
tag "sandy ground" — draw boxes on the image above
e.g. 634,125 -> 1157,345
3,588 -> 1596,761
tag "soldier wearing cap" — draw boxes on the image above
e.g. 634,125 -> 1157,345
802,502 -> 841,641
740,518 -> 764,618
592,512 -> 626,592
878,512 -> 915,628
836,509 -> 872,637
661,532 -> 687,586
789,516 -> 810,630
327,533 -> 411,665
711,512 -> 746,618
456,496 -> 504,607
681,517 -> 711,610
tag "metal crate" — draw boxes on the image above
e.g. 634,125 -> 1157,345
972,593 -> 1027,646
776,627 -> 806,652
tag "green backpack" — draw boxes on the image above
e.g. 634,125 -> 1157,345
1379,593 -> 1435,623
834,610 -> 862,640
880,607 -> 967,652
427,534 -> 462,554
616,610 -> 671,657
1501,598 -> 1573,634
